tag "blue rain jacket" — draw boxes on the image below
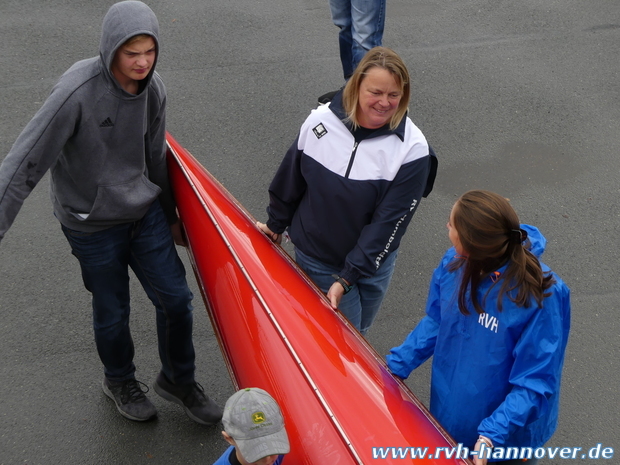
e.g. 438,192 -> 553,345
387,224 -> 571,454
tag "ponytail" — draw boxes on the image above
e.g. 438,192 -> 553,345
497,236 -> 555,312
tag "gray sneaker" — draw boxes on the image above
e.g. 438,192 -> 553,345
102,378 -> 157,421
153,372 -> 223,425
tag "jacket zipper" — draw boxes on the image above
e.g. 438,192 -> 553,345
344,141 -> 359,179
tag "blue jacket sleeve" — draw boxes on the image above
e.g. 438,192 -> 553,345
211,445 -> 235,465
266,134 -> 306,235
339,154 -> 431,284
386,259 -> 443,378
478,280 -> 571,446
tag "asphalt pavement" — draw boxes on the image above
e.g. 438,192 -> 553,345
1,0 -> 618,464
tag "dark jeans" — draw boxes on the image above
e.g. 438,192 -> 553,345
62,201 -> 196,384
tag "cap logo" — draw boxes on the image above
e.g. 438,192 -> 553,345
252,412 -> 266,424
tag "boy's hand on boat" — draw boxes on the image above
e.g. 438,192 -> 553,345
171,221 -> 188,247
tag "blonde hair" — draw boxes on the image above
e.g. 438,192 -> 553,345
342,47 -> 411,130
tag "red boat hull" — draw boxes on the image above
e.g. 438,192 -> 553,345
166,133 -> 470,464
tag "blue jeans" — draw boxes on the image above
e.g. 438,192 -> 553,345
329,0 -> 386,78
62,201 -> 196,384
294,247 -> 398,335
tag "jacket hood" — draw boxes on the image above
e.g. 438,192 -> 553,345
99,1 -> 160,88
522,224 -> 546,258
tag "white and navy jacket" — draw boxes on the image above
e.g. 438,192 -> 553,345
266,92 -> 437,285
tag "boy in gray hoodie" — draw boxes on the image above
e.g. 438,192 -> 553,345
0,1 -> 222,425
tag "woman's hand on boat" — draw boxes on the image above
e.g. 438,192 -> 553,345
256,221 -> 282,244
327,281 -> 345,309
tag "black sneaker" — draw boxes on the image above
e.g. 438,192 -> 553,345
153,372 -> 223,425
318,89 -> 339,104
102,378 -> 157,421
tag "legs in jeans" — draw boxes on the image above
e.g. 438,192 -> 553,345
62,200 -> 195,384
294,247 -> 398,335
329,0 -> 386,78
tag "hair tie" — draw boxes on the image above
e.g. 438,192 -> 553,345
509,228 -> 527,244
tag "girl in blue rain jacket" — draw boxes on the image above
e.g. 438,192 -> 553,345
387,190 -> 571,465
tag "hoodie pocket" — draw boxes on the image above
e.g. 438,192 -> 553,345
72,175 -> 161,223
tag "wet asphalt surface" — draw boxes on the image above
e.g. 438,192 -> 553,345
1,0 -> 619,464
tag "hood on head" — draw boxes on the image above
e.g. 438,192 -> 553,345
100,1 -> 159,82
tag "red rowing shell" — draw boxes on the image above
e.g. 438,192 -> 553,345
166,133 -> 471,465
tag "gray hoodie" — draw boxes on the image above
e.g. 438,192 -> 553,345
0,1 -> 176,242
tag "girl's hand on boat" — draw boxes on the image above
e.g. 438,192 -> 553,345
473,438 -> 490,465
473,455 -> 488,465
256,221 -> 282,244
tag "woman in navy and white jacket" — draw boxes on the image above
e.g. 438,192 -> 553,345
258,47 -> 437,335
